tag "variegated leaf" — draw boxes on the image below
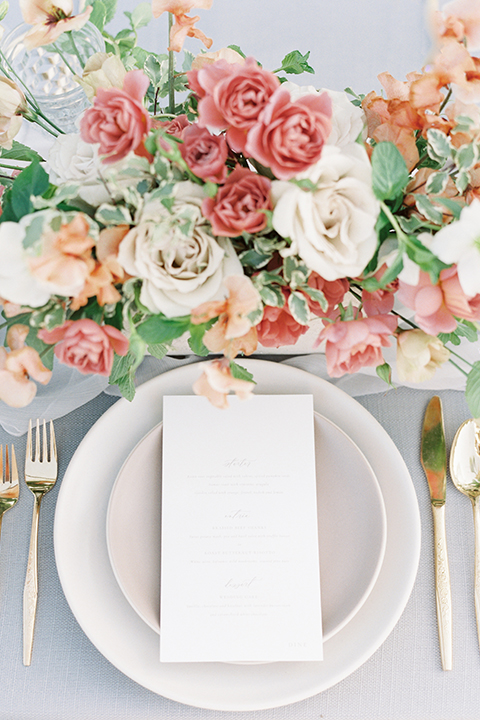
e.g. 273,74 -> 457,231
288,291 -> 310,325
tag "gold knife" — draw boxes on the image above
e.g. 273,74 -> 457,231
421,395 -> 452,670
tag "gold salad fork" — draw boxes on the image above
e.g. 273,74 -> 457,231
0,445 -> 19,539
23,419 -> 57,666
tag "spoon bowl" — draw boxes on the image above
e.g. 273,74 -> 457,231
449,418 -> 480,650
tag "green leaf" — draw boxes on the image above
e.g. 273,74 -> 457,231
376,362 -> 393,386
113,370 -> 136,401
182,50 -> 195,72
425,171 -> 449,195
229,361 -> 255,383
301,285 -> 328,312
433,196 -> 462,220
239,248 -> 271,269
414,194 -> 443,225
438,331 -> 461,346
259,285 -> 284,307
371,142 -> 409,201
137,314 -> 191,344
131,2 -> 152,28
455,142 -> 478,172
426,128 -> 452,161
147,342 -> 170,359
278,50 -> 314,75
0,140 -> 44,163
466,362 -> 480,417
144,54 -> 165,86
89,0 -> 107,30
0,2 -> 8,22
455,169 -> 470,194
103,0 -> 117,24
26,329 -> 55,371
288,291 -> 309,325
188,322 -> 210,356
95,203 -> 132,226
0,162 -> 49,222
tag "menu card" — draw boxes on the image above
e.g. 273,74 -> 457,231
160,394 -> 323,663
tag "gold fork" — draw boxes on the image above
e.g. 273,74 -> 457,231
0,445 -> 19,539
23,419 -> 58,666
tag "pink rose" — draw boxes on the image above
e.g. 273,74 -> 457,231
245,88 -> 332,180
153,113 -> 190,138
189,57 -> 280,152
80,70 -> 151,164
318,313 -> 398,377
397,266 -> 480,336
202,166 -> 272,236
256,290 -> 310,348
305,273 -> 349,317
38,319 -> 129,376
179,124 -> 228,183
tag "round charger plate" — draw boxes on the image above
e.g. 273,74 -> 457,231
54,359 -> 421,711
106,413 -> 387,644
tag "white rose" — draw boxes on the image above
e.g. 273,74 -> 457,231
48,133 -> 112,206
430,199 -> 480,296
0,221 -> 50,307
272,143 -> 379,281
281,81 -> 365,147
118,182 -> 243,317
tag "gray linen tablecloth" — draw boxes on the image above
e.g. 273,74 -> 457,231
0,356 -> 479,720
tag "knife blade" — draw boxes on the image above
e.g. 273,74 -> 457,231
421,395 -> 452,670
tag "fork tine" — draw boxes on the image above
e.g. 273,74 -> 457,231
10,445 -> 18,486
49,421 -> 57,464
35,419 -> 40,462
5,445 -> 9,484
26,419 -> 32,462
42,419 -> 47,462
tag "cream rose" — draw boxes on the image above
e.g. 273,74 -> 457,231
396,329 -> 451,382
48,133 -> 112,206
280,82 -> 365,147
77,52 -> 127,101
272,143 -> 379,281
117,182 -> 243,317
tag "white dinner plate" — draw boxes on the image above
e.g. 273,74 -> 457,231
54,359 -> 421,711
106,413 -> 387,644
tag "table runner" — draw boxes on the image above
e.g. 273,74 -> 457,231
0,361 -> 479,719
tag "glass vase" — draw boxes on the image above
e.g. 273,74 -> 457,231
1,22 -> 105,134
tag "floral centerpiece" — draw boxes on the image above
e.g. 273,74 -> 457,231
1,0 -> 480,411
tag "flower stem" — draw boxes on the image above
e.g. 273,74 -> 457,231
447,358 -> 468,376
51,42 -> 78,76
67,31 -> 84,68
168,13 -> 175,114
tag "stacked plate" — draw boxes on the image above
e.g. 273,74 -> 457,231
54,359 -> 421,711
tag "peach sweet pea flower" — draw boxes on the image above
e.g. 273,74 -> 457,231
20,0 -> 93,49
397,267 -> 480,336
434,0 -> 480,51
191,275 -> 260,358
80,70 -> 151,164
396,329 -> 450,383
38,319 -> 129,376
0,325 -> 52,407
193,357 -> 254,409
318,313 -> 398,378
151,0 -> 213,53
28,213 -> 95,298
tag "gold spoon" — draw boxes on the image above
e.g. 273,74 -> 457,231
449,418 -> 480,649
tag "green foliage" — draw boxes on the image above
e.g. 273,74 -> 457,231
0,141 -> 44,163
137,314 -> 191,344
0,162 -> 49,222
229,361 -> 255,383
276,50 -> 314,75
371,142 -> 409,202
376,362 -> 393,386
0,2 -> 8,22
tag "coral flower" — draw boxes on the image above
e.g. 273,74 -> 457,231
151,0 -> 213,52
20,0 -> 93,49
256,291 -> 310,348
318,313 -> 398,378
38,319 -> 129,376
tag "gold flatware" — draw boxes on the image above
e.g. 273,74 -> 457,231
23,419 -> 57,666
449,417 -> 480,652
0,445 -> 19,538
421,396 -> 452,670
